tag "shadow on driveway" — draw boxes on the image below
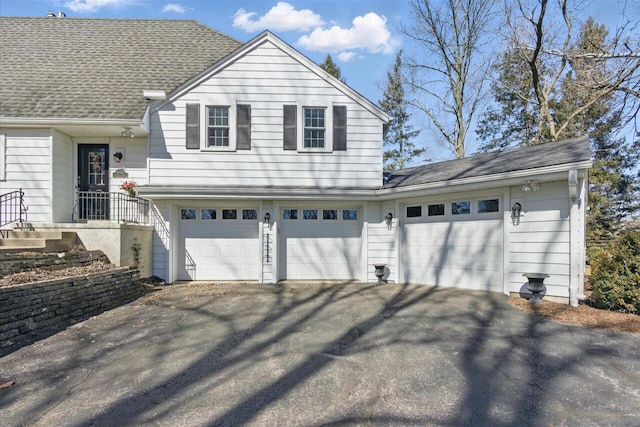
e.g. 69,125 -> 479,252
1,281 -> 639,426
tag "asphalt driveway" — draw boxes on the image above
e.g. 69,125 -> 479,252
1,281 -> 639,426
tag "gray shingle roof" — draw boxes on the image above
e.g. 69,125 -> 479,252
0,17 -> 242,120
383,136 -> 591,189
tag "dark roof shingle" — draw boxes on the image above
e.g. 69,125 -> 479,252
0,17 -> 242,120
383,136 -> 591,188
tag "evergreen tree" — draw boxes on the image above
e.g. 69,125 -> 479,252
564,19 -> 639,241
478,16 -> 639,241
379,50 -> 423,170
476,48 -> 540,151
319,54 -> 346,83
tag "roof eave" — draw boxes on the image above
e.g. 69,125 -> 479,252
0,117 -> 144,127
154,31 -> 389,123
376,161 -> 592,199
137,185 -> 378,200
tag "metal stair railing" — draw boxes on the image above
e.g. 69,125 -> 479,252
0,189 -> 28,237
73,191 -> 151,224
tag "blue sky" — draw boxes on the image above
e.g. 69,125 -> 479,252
1,0 -> 637,161
0,0 -> 406,105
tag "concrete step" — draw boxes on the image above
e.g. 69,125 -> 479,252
0,231 -> 77,253
0,238 -> 47,248
3,230 -> 63,239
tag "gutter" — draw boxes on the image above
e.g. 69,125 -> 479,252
137,186 -> 378,200
375,161 -> 592,200
0,117 -> 144,127
139,162 -> 591,201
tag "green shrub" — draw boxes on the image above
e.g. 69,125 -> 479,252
586,245 -> 606,267
591,229 -> 640,314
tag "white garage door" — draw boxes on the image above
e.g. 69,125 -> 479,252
279,208 -> 361,280
402,199 -> 503,292
178,207 -> 259,281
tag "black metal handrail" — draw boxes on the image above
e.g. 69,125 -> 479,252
73,191 -> 151,224
0,189 -> 27,233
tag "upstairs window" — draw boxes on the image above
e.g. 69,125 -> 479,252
207,106 -> 229,147
303,108 -> 325,148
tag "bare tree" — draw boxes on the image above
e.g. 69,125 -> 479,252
401,0 -> 496,158
502,0 -> 640,143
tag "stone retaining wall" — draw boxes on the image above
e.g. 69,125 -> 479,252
0,250 -> 108,278
0,268 -> 143,350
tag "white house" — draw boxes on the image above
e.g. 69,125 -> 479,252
0,17 -> 591,305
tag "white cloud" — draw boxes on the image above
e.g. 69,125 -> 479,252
233,2 -> 324,33
337,51 -> 355,62
64,0 -> 133,12
297,13 -> 395,54
162,3 -> 188,13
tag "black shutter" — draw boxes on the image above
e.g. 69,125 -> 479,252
237,104 -> 251,150
283,105 -> 297,150
186,104 -> 200,149
333,105 -> 347,151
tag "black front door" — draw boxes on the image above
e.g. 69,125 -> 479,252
77,144 -> 109,220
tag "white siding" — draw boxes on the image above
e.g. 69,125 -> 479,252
0,129 -> 52,223
262,222 -> 275,283
51,131 -> 74,222
365,202 -> 398,283
148,41 -> 383,189
507,180 -> 571,297
367,223 -> 397,282
107,137 -> 148,193
151,199 -> 171,279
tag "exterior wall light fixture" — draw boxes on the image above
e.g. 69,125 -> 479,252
522,180 -> 541,192
384,212 -> 393,229
264,212 -> 270,224
512,202 -> 522,218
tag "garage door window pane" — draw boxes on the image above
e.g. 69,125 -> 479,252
428,204 -> 445,216
303,209 -> 318,220
243,209 -> 257,220
181,209 -> 196,220
343,209 -> 358,220
202,209 -> 216,220
451,201 -> 470,215
406,206 -> 422,217
283,209 -> 298,220
223,209 -> 237,220
323,209 -> 338,220
478,199 -> 499,213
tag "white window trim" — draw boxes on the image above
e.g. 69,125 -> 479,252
405,205 -> 423,220
426,202 -> 446,218
451,200 -> 472,216
477,198 -> 501,215
0,134 -> 5,181
201,104 -> 235,152
297,102 -> 333,153
281,207 -> 359,222
180,207 -> 259,222
404,196 -> 502,222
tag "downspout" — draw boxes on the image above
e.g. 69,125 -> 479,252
568,169 -> 585,306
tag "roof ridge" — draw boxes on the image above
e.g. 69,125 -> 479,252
393,135 -> 590,174
0,16 -> 196,21
190,19 -> 244,45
